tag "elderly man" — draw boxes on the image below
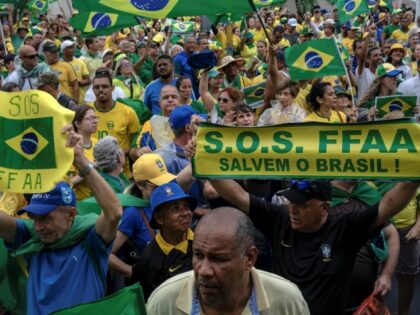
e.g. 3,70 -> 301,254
36,72 -> 78,110
209,178 -> 419,315
219,55 -> 251,89
0,128 -> 122,315
147,207 -> 309,314
4,45 -> 50,90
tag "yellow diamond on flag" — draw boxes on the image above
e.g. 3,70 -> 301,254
84,12 -> 118,33
292,47 -> 334,72
5,127 -> 49,161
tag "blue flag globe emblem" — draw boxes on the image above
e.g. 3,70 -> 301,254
253,88 -> 265,97
131,0 -> 169,11
344,0 -> 356,12
367,0 -> 376,5
91,13 -> 112,30
36,0 -> 44,8
304,51 -> 323,69
389,100 -> 403,111
178,23 -> 186,30
20,132 -> 39,155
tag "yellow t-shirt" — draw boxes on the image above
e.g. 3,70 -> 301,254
304,110 -> 346,123
67,58 -> 90,104
113,77 -> 143,100
389,29 -> 409,43
50,60 -> 78,99
272,37 -> 291,50
393,194 -> 419,228
342,37 -> 355,55
241,45 -> 257,64
69,138 -> 97,201
254,28 -> 272,43
91,101 -> 141,176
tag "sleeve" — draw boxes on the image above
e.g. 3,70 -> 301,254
86,226 -> 113,276
5,219 -> 31,249
173,56 -> 182,75
143,84 -> 152,110
127,106 -> 142,135
119,207 -> 140,238
80,60 -> 90,77
249,195 -> 287,243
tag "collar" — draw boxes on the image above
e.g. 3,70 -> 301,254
156,228 -> 194,255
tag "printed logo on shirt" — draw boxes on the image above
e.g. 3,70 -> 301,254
107,121 -> 115,129
321,244 -> 332,262
169,265 -> 182,273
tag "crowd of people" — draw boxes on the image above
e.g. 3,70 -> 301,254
1,1 -> 420,315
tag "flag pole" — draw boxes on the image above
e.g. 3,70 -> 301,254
334,39 -> 356,107
247,0 -> 273,45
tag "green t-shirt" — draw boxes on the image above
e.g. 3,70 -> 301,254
383,24 -> 399,39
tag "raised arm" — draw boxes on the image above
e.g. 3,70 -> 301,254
199,71 -> 216,113
357,25 -> 375,76
68,126 -> 122,243
375,182 -> 420,227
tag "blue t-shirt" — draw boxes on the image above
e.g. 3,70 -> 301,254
9,220 -> 112,315
119,206 -> 154,251
143,78 -> 177,115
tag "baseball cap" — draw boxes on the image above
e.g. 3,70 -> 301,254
150,182 -> 197,228
133,153 -> 176,185
60,40 -> 75,52
35,72 -> 59,88
287,18 -> 297,27
208,68 -> 222,78
17,182 -> 76,215
375,63 -> 402,78
334,85 -> 351,97
169,105 -> 196,130
277,180 -> 332,204
43,42 -> 59,52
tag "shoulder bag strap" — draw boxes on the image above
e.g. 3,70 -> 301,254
138,208 -> 156,238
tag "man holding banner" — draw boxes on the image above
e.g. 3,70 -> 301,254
0,127 -> 122,315
209,178 -> 418,315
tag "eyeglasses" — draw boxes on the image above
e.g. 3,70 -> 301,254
217,97 -> 229,103
93,84 -> 111,90
84,115 -> 100,121
23,54 -> 38,59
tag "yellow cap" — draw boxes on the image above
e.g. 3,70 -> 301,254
153,33 -> 165,44
133,153 -> 176,185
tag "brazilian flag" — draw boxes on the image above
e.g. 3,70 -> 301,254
242,81 -> 266,109
337,0 -> 369,24
336,41 -> 350,62
0,117 -> 56,170
27,0 -> 48,13
171,20 -> 194,35
69,11 -> 139,37
51,283 -> 147,315
285,38 -> 347,81
72,0 -> 255,20
253,0 -> 285,9
379,0 -> 394,11
375,95 -> 417,119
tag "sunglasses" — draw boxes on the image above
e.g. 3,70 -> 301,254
23,54 -> 38,59
217,97 -> 229,103
93,84 -> 111,90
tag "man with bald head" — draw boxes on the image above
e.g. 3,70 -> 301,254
4,45 -> 50,90
147,207 -> 309,315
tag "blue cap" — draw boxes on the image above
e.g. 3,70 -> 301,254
18,182 -> 76,215
169,105 -> 196,130
150,182 -> 197,228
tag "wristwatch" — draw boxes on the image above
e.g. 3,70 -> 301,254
79,161 -> 95,178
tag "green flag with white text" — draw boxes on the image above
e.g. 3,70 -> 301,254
285,38 -> 346,81
70,11 -> 139,37
375,95 -> 417,118
51,283 -> 147,315
337,0 -> 369,24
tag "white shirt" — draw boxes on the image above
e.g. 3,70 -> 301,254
397,74 -> 420,100
84,86 -> 127,103
355,67 -> 375,100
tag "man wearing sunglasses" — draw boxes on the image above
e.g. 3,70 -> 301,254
3,45 -> 50,90
210,178 -> 419,315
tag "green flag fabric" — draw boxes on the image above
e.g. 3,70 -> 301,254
70,12 -> 139,37
337,0 -> 369,24
51,283 -> 147,315
171,20 -> 194,35
375,95 -> 417,119
77,194 -> 150,216
285,38 -> 347,81
73,0 -> 255,19
242,81 -> 266,109
336,41 -> 350,62
253,0 -> 285,8
28,0 -> 48,12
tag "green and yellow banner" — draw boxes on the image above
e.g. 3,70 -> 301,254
0,90 -> 74,193
192,120 -> 420,180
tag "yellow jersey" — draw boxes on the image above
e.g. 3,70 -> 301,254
304,110 -> 346,123
50,60 -> 78,99
67,58 -> 90,104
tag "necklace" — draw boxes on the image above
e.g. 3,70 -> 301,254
83,141 -> 92,149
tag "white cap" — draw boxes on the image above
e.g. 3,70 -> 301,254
324,19 -> 335,26
287,18 -> 297,27
60,40 -> 75,52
